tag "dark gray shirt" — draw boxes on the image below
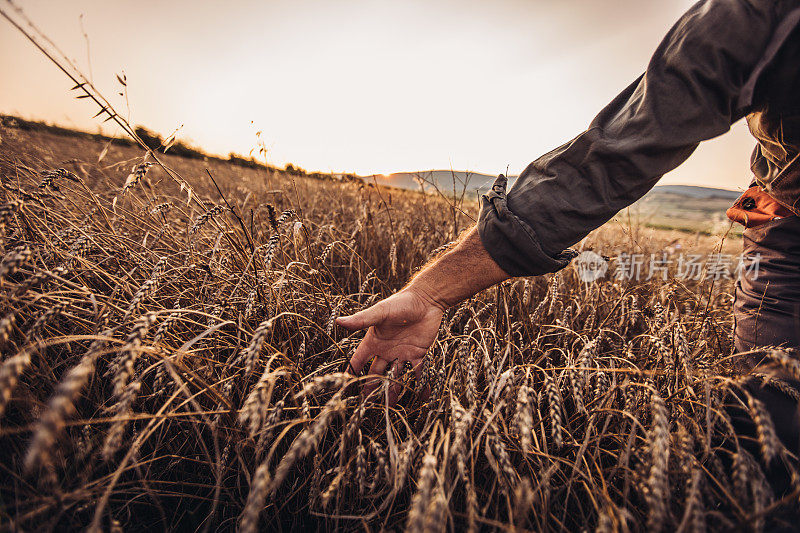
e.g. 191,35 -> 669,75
478,0 -> 800,277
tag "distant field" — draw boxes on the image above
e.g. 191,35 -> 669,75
616,190 -> 743,236
1,115 -> 743,238
376,169 -> 744,237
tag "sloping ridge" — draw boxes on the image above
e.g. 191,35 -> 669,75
374,170 -> 740,201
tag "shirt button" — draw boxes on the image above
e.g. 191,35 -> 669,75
742,197 -> 757,210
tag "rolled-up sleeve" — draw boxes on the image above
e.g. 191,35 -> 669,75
479,0 -> 800,278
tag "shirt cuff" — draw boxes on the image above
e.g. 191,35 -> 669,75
477,175 -> 578,277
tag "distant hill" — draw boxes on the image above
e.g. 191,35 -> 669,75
647,184 -> 740,201
374,169 -> 743,235
373,169 -> 741,202
372,170 -> 507,195
624,184 -> 743,234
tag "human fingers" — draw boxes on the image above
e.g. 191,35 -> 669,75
336,300 -> 388,331
362,356 -> 390,400
412,358 -> 425,380
348,329 -> 381,376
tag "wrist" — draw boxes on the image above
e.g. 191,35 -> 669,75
406,277 -> 451,311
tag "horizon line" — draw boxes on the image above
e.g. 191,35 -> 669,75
1,113 -> 743,193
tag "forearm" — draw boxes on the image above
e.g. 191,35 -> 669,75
406,226 -> 510,309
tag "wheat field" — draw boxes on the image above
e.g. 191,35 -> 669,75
0,124 -> 798,532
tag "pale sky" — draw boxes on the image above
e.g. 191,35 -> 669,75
1,0 -> 758,190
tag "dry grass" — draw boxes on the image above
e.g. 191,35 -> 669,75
0,125 -> 798,532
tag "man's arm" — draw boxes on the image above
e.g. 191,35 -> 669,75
339,0 -> 800,394
480,0 -> 800,278
337,227 -> 508,400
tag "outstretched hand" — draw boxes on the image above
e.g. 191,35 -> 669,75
335,226 -> 510,403
336,287 -> 445,403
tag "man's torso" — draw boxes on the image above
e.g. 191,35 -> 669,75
748,24 -> 800,212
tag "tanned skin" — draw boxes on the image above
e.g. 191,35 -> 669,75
336,226 -> 510,402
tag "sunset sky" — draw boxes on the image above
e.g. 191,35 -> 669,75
1,0 -> 757,190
